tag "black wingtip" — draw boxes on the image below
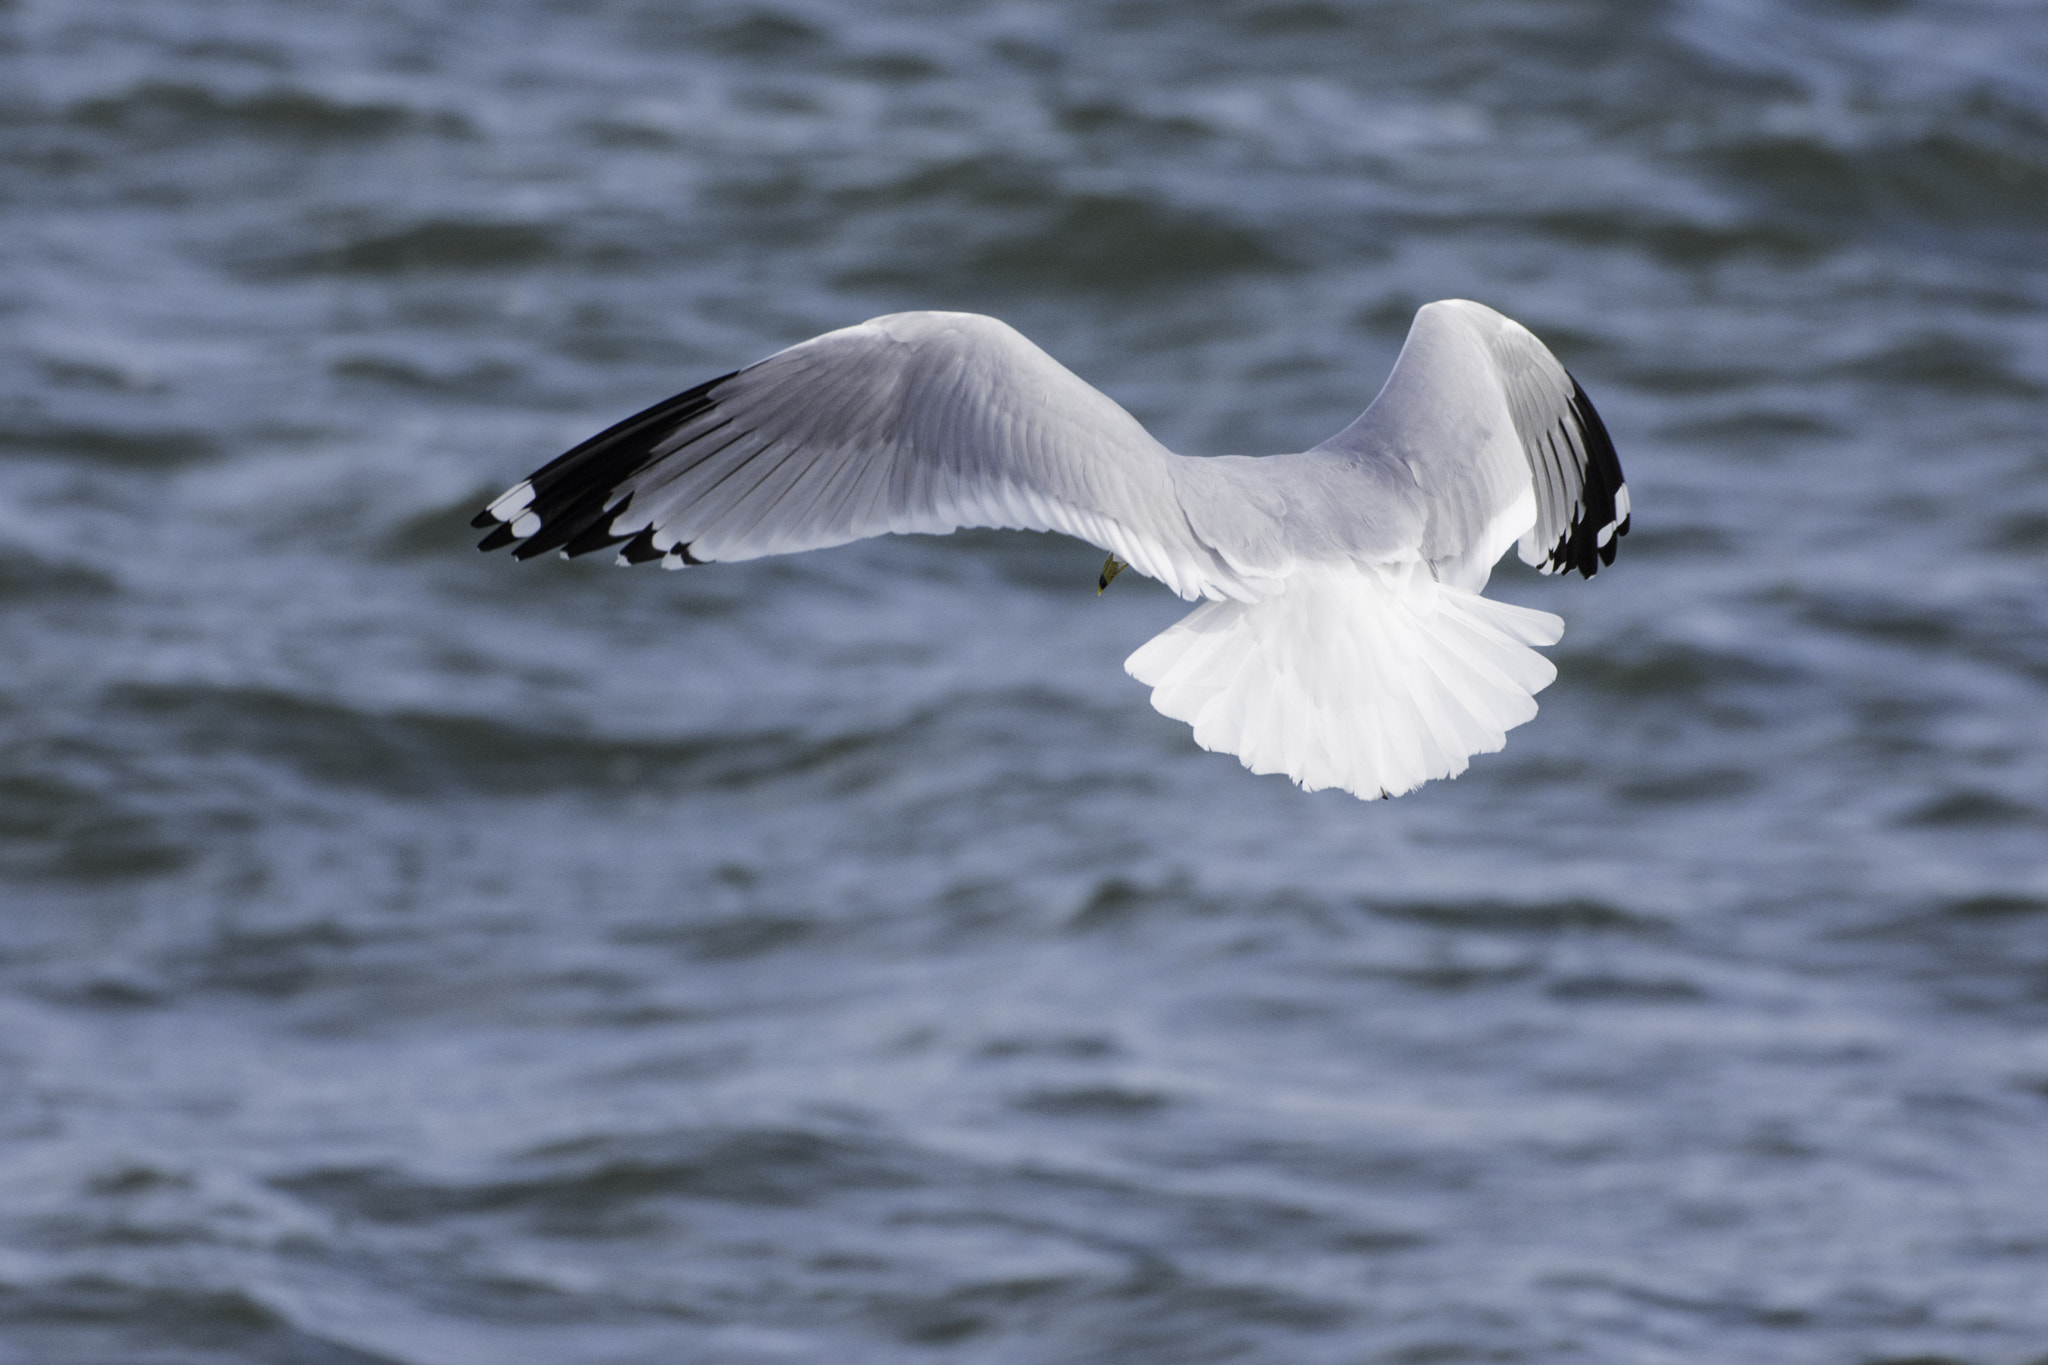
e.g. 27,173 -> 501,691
475,369 -> 740,569
1552,375 -> 1628,580
619,528 -> 665,564
563,493 -> 635,558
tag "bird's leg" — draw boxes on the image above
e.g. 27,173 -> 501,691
1097,555 -> 1127,595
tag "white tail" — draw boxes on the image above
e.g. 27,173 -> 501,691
1125,562 -> 1563,799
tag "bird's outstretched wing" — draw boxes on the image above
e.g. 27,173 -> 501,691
1311,299 -> 1628,590
1126,299 -> 1629,798
472,311 -> 1235,600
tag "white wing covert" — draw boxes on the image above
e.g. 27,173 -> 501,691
472,312 -> 1233,600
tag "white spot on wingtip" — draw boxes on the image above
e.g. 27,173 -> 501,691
661,555 -> 686,571
488,482 -> 535,521
511,513 -> 541,538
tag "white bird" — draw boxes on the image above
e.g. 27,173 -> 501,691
474,301 -> 1628,800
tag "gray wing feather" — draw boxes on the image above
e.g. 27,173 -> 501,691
1310,299 -> 1628,588
473,312 -> 1236,600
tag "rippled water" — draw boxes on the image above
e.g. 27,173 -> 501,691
4,1 -> 2048,1361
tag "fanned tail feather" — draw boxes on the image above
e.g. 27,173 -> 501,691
1124,562 -> 1562,799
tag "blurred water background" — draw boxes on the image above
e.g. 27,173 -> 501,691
4,0 -> 2048,1361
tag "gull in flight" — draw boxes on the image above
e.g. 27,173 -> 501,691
474,301 -> 1627,799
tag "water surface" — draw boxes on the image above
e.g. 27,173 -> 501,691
3,1 -> 2048,1362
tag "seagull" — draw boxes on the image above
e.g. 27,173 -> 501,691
474,301 -> 1627,800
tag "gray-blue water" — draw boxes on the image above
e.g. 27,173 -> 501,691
4,1 -> 2048,1362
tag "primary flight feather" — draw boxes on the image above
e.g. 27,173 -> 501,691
474,300 -> 1628,799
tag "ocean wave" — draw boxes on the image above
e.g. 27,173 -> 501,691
831,176 -> 1288,292
1367,897 -> 1657,935
6,1 -> 2048,1359
0,420 -> 221,466
610,911 -> 819,962
1985,510 -> 2048,554
103,681 -> 896,799
1010,1083 -> 1173,1117
1941,893 -> 2048,919
1900,789 -> 2048,829
1656,410 -> 1844,442
174,919 -> 394,1002
328,350 -> 530,398
0,1278 -> 404,1365
275,1125 -> 924,1225
1508,206 -> 1829,267
1706,92 -> 2048,234
0,549 -> 116,602
0,767 -> 189,883
1611,766 -> 1760,805
266,218 -> 567,277
1798,589 -> 2048,681
1545,973 -> 1704,1003
1553,639 -> 1793,701
627,5 -> 833,59
1825,332 -> 2045,396
63,80 -> 472,146
970,192 -> 1289,286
